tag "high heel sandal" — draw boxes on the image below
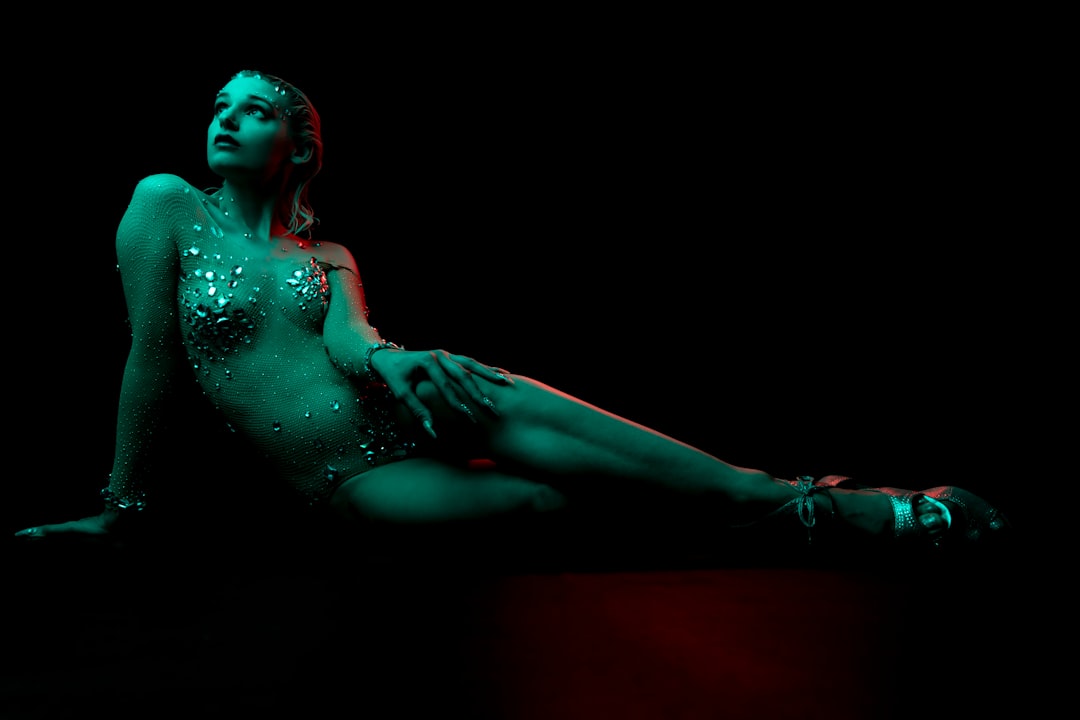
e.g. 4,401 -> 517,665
744,475 -> 1012,551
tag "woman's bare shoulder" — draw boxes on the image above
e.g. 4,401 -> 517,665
118,174 -> 208,253
313,240 -> 359,270
128,173 -> 208,202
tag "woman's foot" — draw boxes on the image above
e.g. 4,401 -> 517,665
824,486 -> 951,538
779,475 -> 1012,550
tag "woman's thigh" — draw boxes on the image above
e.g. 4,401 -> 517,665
329,458 -> 567,524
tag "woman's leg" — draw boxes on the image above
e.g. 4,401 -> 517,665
329,458 -> 567,525
414,375 -> 960,542
326,457 -> 581,560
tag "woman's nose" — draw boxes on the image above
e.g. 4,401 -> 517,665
218,109 -> 240,130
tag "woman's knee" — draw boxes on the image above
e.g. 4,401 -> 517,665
530,482 -> 568,513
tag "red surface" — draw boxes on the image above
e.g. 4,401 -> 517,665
461,569 -> 897,719
3,539 -> 1033,719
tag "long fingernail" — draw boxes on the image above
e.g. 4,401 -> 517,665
459,403 -> 478,423
482,397 -> 499,416
423,419 -> 437,439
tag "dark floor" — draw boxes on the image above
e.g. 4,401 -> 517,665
1,509 -> 1050,720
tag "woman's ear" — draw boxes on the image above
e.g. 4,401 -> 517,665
291,144 -> 313,164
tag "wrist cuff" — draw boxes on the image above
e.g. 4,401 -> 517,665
100,486 -> 147,512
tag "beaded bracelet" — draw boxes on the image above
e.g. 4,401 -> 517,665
100,485 -> 147,513
362,340 -> 402,380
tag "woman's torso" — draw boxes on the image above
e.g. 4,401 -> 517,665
161,180 -> 418,503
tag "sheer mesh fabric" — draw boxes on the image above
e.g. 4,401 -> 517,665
109,174 -> 417,507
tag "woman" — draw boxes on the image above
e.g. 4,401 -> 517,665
13,69 -> 1009,555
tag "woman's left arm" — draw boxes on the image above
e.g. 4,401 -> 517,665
320,244 -> 512,437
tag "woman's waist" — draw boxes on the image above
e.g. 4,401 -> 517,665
256,426 -> 422,506
207,387 -> 419,486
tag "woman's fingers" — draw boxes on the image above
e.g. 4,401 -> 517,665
14,517 -> 108,538
375,348 -> 511,437
434,353 -> 504,417
381,378 -> 438,439
419,354 -> 478,420
449,354 -> 513,384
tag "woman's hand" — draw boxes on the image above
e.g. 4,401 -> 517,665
14,510 -> 122,539
369,348 -> 513,438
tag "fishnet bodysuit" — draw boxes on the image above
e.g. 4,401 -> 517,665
110,174 -> 417,506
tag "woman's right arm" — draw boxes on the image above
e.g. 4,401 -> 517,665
15,176 -> 187,539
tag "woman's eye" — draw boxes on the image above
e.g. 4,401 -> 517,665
213,103 -> 269,118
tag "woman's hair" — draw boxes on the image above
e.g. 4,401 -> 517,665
232,69 -> 324,238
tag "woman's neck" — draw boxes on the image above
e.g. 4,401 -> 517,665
215,181 -> 287,241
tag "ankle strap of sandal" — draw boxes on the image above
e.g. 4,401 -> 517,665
735,476 -> 831,544
783,476 -> 820,529
787,476 -> 825,537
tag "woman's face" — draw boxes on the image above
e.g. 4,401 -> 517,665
207,75 -> 294,182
